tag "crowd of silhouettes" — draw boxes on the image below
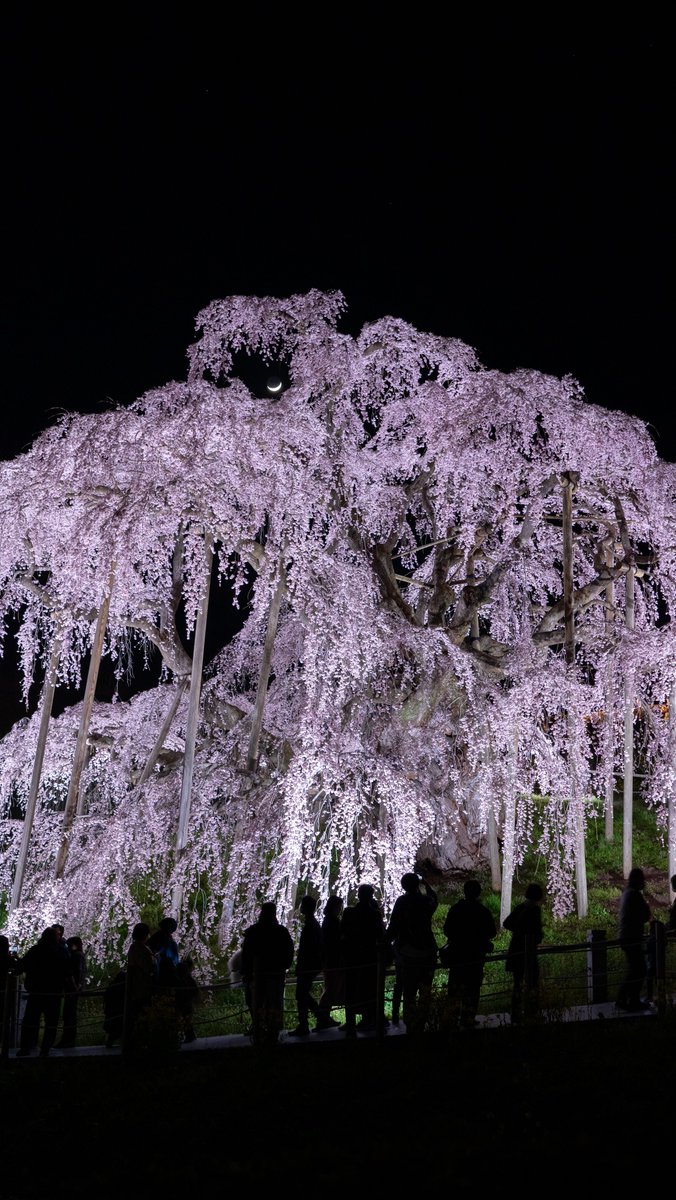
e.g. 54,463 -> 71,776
4,866 -> 675,1056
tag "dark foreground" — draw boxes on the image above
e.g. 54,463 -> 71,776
1,1016 -> 673,1194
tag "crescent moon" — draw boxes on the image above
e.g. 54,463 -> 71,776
266,377 -> 283,394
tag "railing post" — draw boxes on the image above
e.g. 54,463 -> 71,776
587,929 -> 608,1004
121,972 -> 131,1056
653,920 -> 666,1015
0,973 -> 16,1060
375,945 -> 386,1040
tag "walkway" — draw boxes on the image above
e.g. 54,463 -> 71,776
4,996 -> 660,1060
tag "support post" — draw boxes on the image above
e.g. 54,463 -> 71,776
10,635 -> 62,911
563,475 -> 587,918
376,943 -> 386,1041
55,567 -> 115,880
604,543 -> 615,841
137,677 -> 188,787
171,535 -> 213,916
669,682 -> 676,886
623,566 -> 635,878
653,920 -> 666,1016
247,553 -> 286,773
586,929 -> 608,1004
0,973 -> 17,1059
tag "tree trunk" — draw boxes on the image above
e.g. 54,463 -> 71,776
10,635 -> 62,911
55,568 -> 115,880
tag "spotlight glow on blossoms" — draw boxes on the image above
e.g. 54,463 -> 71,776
0,289 -> 674,967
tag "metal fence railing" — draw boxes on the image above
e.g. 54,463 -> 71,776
2,925 -> 675,1058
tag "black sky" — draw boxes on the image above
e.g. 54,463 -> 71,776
1,16 -> 672,462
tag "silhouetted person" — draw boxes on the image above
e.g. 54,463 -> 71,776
616,867 -> 651,1012
385,872 -> 438,1035
241,902 -> 294,1046
290,894 -> 323,1036
148,916 -> 180,990
16,926 -> 75,1057
56,935 -> 86,1048
103,969 -> 126,1048
390,942 -> 404,1026
175,955 -> 199,1043
124,922 -> 155,1050
316,894 -> 344,1030
503,882 -> 544,1024
443,879 -> 497,1027
0,935 -> 20,1052
228,947 -> 253,1031
51,923 -> 66,951
340,883 -> 386,1036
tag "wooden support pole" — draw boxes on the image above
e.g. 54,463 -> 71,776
586,929 -> 608,1004
137,677 -> 189,788
669,682 -> 676,888
562,476 -> 587,917
562,478 -> 575,666
171,536 -> 213,916
499,729 -> 518,926
623,566 -> 635,878
604,543 -> 615,841
10,635 -> 62,912
55,568 -> 115,880
247,553 -> 286,774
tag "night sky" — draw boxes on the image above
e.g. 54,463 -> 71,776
2,17 -> 671,456
0,14 -> 671,726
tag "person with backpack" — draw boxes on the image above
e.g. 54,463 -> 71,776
385,872 -> 438,1035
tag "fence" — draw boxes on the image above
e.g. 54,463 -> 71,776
2,926 -> 675,1057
